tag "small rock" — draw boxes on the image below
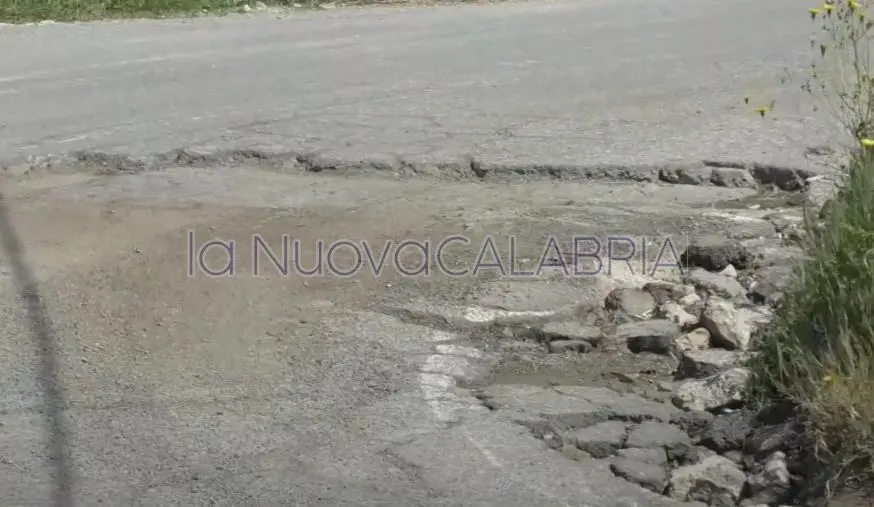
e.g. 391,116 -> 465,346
675,349 -> 747,380
678,291 -> 702,307
668,454 -> 747,504
697,409 -> 757,453
610,458 -> 668,493
669,445 -> 718,466
538,321 -> 602,344
719,264 -> 738,278
672,367 -> 751,412
680,237 -> 754,272
747,266 -> 791,307
747,280 -> 784,307
722,450 -> 745,466
745,451 -> 792,505
701,298 -> 772,351
670,410 -> 715,439
744,421 -> 801,461
619,320 -> 683,355
254,0 -> 267,8
605,288 -> 657,318
569,421 -> 630,458
616,446 -> 668,466
710,167 -> 757,188
548,340 -> 593,354
683,268 -> 748,300
625,421 -> 692,452
659,302 -> 699,329
642,281 -> 689,305
656,381 -> 674,392
238,3 -> 252,12
674,328 -> 711,352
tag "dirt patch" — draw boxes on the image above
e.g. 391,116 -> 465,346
488,349 -> 677,399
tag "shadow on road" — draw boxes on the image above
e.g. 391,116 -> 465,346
0,193 -> 74,507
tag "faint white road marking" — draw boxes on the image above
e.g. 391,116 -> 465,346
463,307 -> 555,323
421,354 -> 471,378
463,430 -> 503,468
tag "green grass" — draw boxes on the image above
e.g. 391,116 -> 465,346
748,150 -> 874,477
0,0 -> 314,23
744,0 -> 874,488
0,0 -> 478,23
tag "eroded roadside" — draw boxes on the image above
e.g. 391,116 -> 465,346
0,164 -> 828,506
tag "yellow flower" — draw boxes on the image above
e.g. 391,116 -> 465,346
849,0 -> 859,10
822,375 -> 834,384
823,3 -> 835,13
754,100 -> 776,117
810,7 -> 821,18
861,138 -> 874,147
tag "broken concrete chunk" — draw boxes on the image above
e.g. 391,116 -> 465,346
538,321 -> 602,344
659,302 -> 699,329
605,288 -> 657,317
680,237 -> 754,272
719,264 -> 738,278
616,446 -> 669,466
670,410 -> 715,439
701,298 -> 772,351
618,320 -> 682,355
697,409 -> 757,453
642,281 -> 690,305
668,454 -> 747,504
672,367 -> 752,412
569,420 -> 630,458
678,291 -> 702,307
674,328 -> 711,353
610,458 -> 669,494
675,349 -> 747,380
682,268 -> 748,300
745,451 -> 792,505
625,421 -> 692,452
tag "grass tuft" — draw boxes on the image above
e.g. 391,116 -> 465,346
748,150 -> 874,477
746,0 -> 874,493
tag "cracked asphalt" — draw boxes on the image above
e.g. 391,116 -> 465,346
1,169 -> 769,506
0,0 -> 836,506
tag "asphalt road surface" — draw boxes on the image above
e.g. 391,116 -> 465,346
0,1 -> 835,506
1,0 -> 831,170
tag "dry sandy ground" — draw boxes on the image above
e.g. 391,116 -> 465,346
0,165 -> 792,506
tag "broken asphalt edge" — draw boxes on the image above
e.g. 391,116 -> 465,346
2,146 -> 839,192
